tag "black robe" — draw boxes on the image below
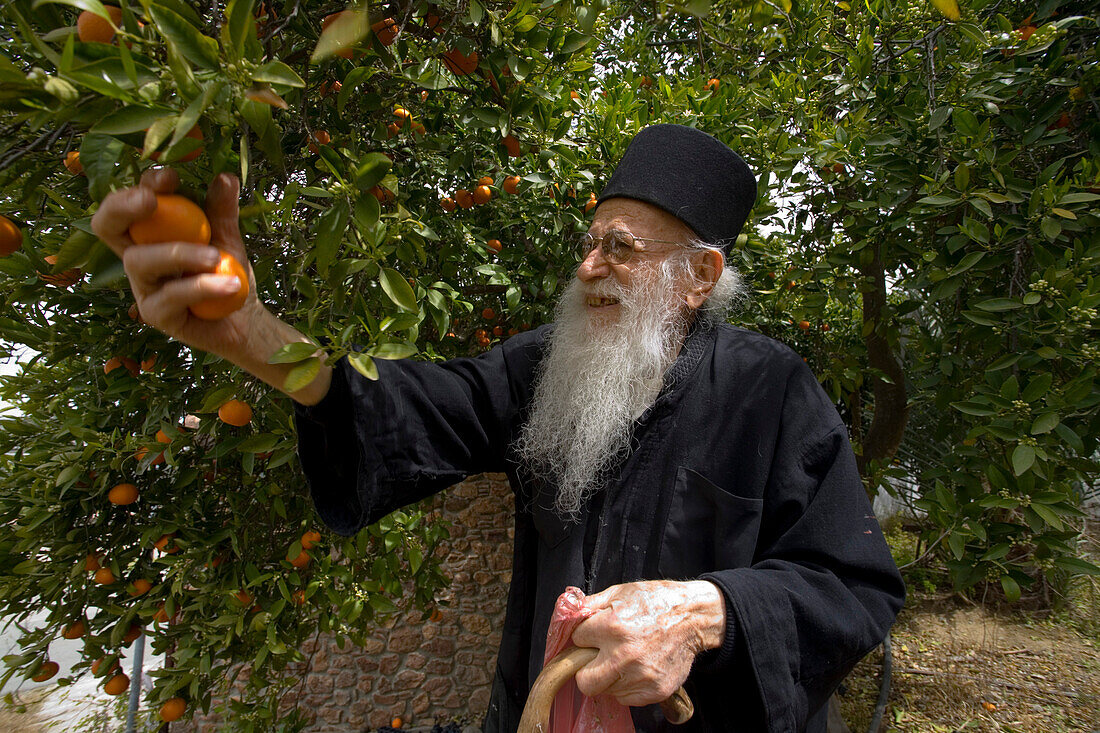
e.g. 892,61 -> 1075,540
293,322 -> 905,732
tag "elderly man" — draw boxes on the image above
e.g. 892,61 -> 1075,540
93,124 -> 904,732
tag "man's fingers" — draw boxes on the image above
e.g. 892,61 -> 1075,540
206,173 -> 245,258
572,654 -> 618,699
139,167 -> 180,192
91,186 -> 158,253
139,270 -> 244,321
123,242 -> 221,292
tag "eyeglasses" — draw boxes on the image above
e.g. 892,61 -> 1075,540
573,229 -> 682,265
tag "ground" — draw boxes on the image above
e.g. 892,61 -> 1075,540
838,589 -> 1100,732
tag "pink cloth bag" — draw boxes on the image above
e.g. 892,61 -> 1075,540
543,587 -> 635,733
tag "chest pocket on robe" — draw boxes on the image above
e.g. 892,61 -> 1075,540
657,466 -> 763,578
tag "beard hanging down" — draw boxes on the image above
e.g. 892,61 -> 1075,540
515,258 -> 695,520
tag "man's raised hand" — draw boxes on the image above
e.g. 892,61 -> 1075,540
91,170 -> 263,363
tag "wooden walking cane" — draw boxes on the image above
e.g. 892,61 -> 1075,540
517,646 -> 694,732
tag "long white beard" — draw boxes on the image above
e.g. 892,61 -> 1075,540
515,260 -> 694,520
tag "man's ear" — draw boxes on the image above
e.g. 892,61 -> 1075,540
684,249 -> 724,309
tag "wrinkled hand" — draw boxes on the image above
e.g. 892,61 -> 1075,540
570,580 -> 725,707
90,168 -> 264,361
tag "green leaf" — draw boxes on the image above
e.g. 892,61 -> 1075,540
267,342 -> 321,364
951,401 -> 997,416
148,6 -> 221,70
947,531 -> 966,560
1053,556 -> 1100,576
1000,575 -> 1021,602
1054,423 -> 1084,453
1021,373 -> 1053,402
311,201 -> 350,276
1011,445 -> 1035,476
929,106 -> 951,131
379,268 -> 418,312
251,61 -> 305,88
283,358 -> 321,394
33,0 -> 110,16
514,15 -> 538,32
974,298 -> 1022,312
348,353 -> 378,380
312,8 -> 369,63
237,434 -> 280,453
92,106 -> 174,135
1030,413 -> 1060,435
949,251 -> 984,276
1040,216 -> 1061,241
916,195 -> 958,206
986,354 -> 1020,371
353,153 -> 393,192
224,0 -> 255,61
368,343 -> 417,360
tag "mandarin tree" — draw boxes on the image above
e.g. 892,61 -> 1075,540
0,0 -> 1098,729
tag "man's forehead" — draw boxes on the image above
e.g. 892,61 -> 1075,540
589,198 -> 696,241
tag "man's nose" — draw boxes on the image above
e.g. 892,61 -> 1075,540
576,243 -> 609,282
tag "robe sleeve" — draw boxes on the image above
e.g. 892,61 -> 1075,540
292,329 -> 546,536
697,361 -> 906,732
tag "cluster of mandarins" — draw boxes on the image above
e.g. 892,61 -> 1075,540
440,173 -> 524,214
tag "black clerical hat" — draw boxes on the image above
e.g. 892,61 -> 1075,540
597,124 -> 757,252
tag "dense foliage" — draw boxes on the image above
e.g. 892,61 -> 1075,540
0,0 -> 1095,728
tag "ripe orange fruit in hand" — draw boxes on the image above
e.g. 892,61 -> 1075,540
32,661 -> 60,682
503,175 -> 520,194
473,185 -> 492,205
391,717 -> 403,729
108,483 -> 138,505
77,7 -> 123,44
160,697 -> 187,722
129,578 -> 152,596
189,252 -> 248,320
94,567 -> 115,585
486,239 -> 502,253
104,672 -> 129,696
62,620 -> 85,639
0,215 -> 22,256
64,151 -> 83,175
128,194 -> 211,246
218,399 -> 252,426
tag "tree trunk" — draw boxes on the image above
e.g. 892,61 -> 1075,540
857,245 -> 908,477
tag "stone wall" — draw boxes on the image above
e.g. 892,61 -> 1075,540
185,473 -> 515,732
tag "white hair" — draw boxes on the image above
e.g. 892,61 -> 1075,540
515,239 -> 746,520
